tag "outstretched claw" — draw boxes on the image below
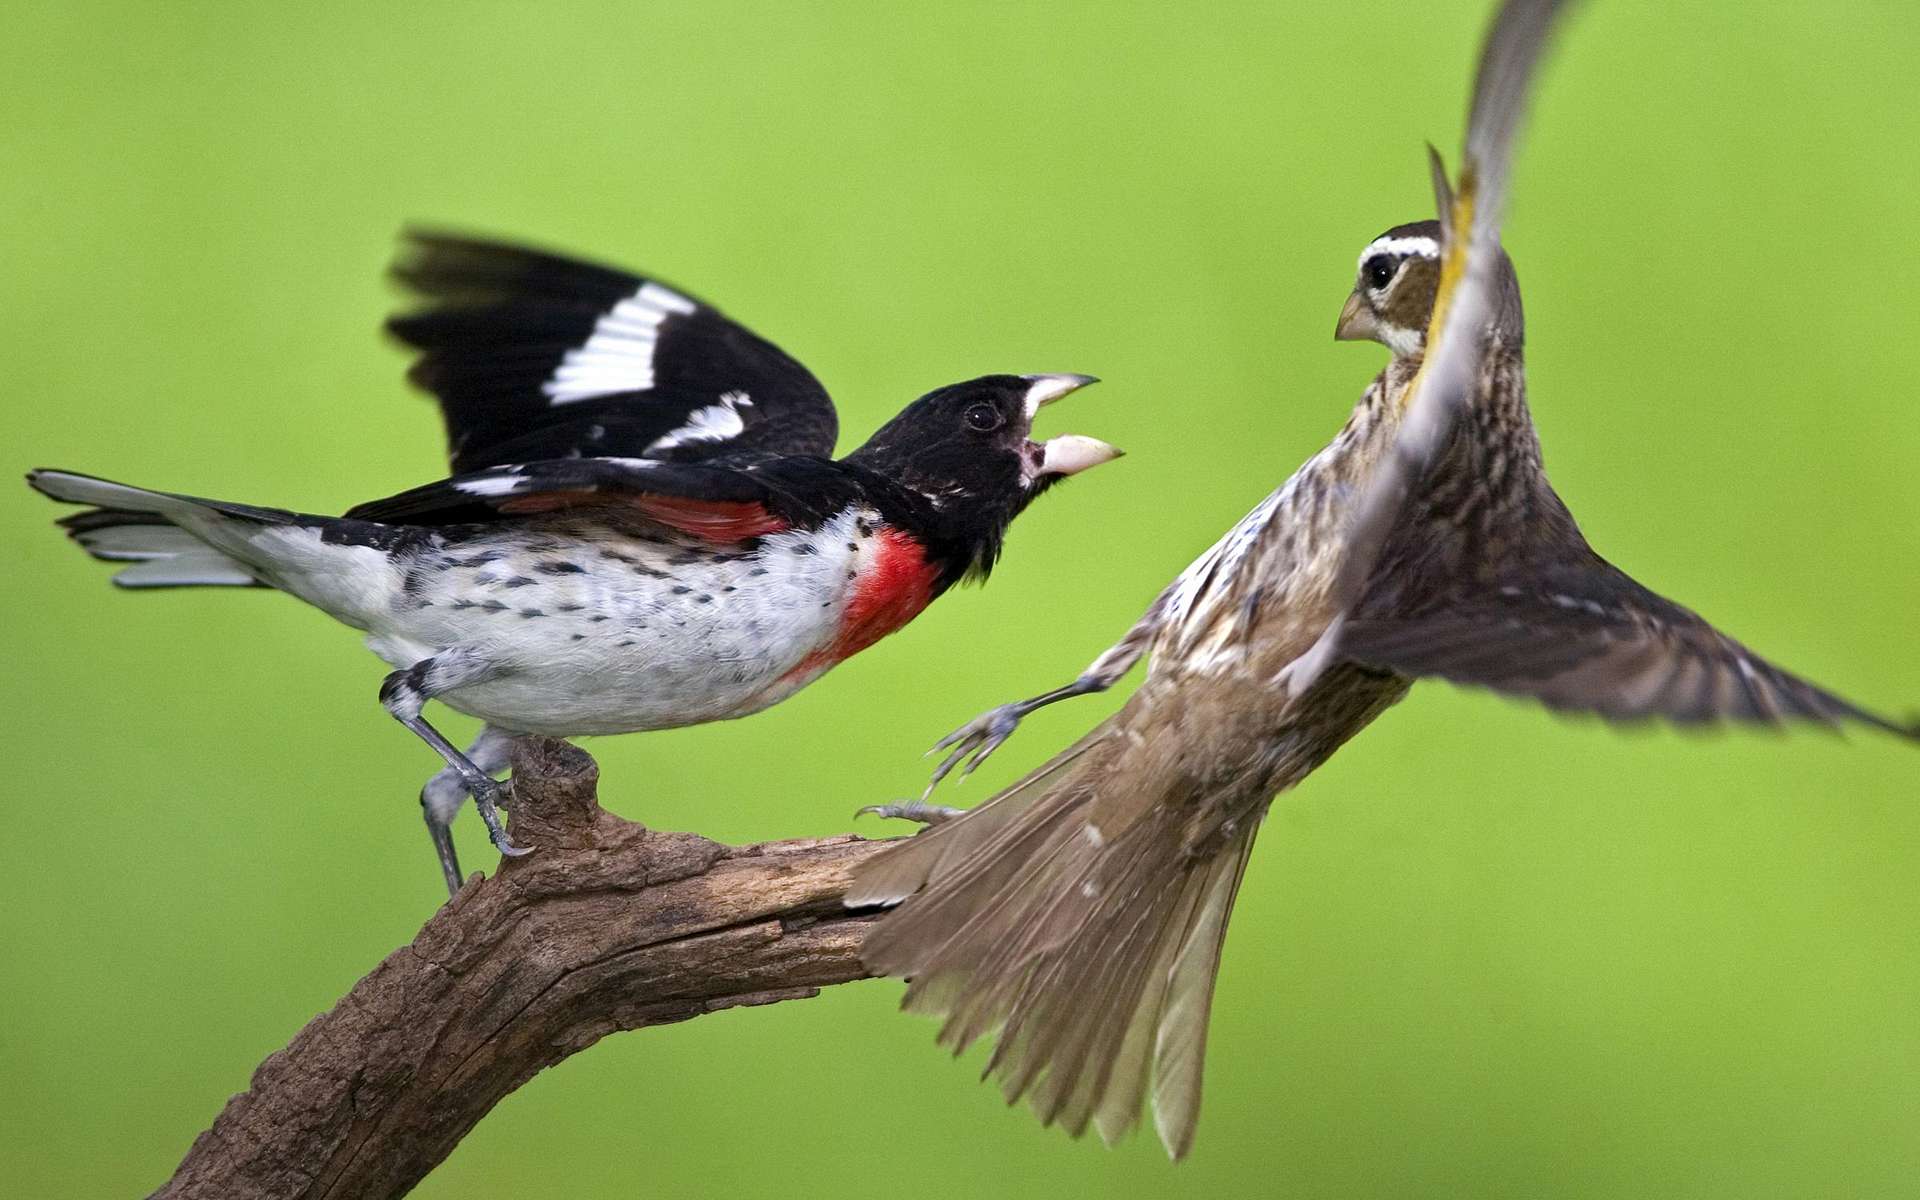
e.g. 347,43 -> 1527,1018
927,702 -> 1025,793
856,798 -> 966,827
472,777 -> 533,858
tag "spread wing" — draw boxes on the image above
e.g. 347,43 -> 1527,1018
1340,554 -> 1918,737
387,232 -> 838,473
1279,0 -> 1576,696
343,455 -> 858,543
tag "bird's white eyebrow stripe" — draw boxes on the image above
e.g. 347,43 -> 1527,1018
1357,235 -> 1440,273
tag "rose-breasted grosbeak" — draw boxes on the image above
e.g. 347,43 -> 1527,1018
29,233 -> 1118,896
849,0 -> 1915,1159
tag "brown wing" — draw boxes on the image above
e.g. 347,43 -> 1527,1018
1278,0 -> 1578,697
1340,559 -> 1918,737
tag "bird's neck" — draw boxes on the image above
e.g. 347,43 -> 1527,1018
835,463 -> 1011,593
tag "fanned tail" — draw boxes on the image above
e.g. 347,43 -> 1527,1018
850,719 -> 1260,1160
27,469 -> 271,588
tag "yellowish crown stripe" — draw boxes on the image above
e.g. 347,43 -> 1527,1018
1395,163 -> 1479,413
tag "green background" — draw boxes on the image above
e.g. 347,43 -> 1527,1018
4,2 -> 1917,1196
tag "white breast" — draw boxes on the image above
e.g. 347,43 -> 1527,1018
362,510 -> 882,737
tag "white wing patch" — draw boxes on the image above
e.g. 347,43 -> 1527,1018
542,282 -> 698,406
454,474 -> 526,497
645,390 -> 753,453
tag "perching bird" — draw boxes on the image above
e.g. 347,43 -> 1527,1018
28,233 -> 1118,897
848,0 -> 1916,1160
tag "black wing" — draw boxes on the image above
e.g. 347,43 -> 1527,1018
343,455 -> 862,542
1341,557 -> 1918,738
387,232 -> 838,472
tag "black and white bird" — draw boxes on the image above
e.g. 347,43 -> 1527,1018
28,233 -> 1119,896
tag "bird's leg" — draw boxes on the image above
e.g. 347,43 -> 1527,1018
417,724 -> 518,897
379,651 -> 532,868
923,594 -> 1168,794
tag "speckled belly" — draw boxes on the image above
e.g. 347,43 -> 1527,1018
363,511 -> 879,736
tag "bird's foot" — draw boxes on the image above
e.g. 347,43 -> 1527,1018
925,703 -> 1024,791
473,778 -> 534,859
856,798 -> 966,827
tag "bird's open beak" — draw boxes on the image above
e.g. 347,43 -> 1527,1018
1335,292 -> 1377,342
1037,434 -> 1122,476
1021,373 -> 1100,418
1019,374 -> 1121,479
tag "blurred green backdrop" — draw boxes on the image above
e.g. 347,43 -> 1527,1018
4,2 -> 1918,1196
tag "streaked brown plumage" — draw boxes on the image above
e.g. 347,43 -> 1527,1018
849,0 -> 1916,1160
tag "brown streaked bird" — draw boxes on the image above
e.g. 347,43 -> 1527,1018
847,0 -> 1916,1161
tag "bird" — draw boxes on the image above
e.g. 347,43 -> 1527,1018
28,232 -> 1119,897
847,0 -> 1916,1161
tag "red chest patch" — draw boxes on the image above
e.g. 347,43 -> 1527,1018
786,527 -> 939,680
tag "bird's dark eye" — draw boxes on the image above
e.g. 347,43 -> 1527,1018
1365,256 -> 1397,291
964,403 -> 1003,432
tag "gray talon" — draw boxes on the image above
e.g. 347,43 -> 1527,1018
926,703 -> 1025,792
471,779 -> 531,860
859,799 -> 965,826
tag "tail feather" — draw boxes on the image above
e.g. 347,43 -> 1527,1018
853,719 -> 1260,1159
29,469 -> 271,589
30,469 -> 195,515
1150,835 -> 1251,1157
108,553 -> 261,588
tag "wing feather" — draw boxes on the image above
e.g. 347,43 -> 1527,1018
1340,563 -> 1918,738
389,232 -> 838,471
340,454 -> 866,543
1282,0 -> 1578,696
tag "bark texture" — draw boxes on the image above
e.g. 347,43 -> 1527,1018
153,737 -> 890,1200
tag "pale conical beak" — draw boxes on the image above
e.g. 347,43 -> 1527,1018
1036,434 -> 1122,477
1017,374 -> 1119,479
1335,292 -> 1377,342
1020,372 -> 1100,418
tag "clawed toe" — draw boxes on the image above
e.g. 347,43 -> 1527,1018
856,799 -> 965,827
472,780 -> 534,860
492,832 -> 535,857
924,704 -> 1025,792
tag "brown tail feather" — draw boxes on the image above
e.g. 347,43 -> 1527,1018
852,716 -> 1262,1159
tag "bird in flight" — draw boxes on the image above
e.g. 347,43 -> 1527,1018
850,0 -> 1915,1160
30,233 -> 1118,896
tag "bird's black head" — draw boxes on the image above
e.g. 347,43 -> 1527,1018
843,373 -> 1118,582
1335,218 -> 1524,355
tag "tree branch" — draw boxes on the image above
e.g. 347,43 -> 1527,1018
153,737 -> 892,1200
